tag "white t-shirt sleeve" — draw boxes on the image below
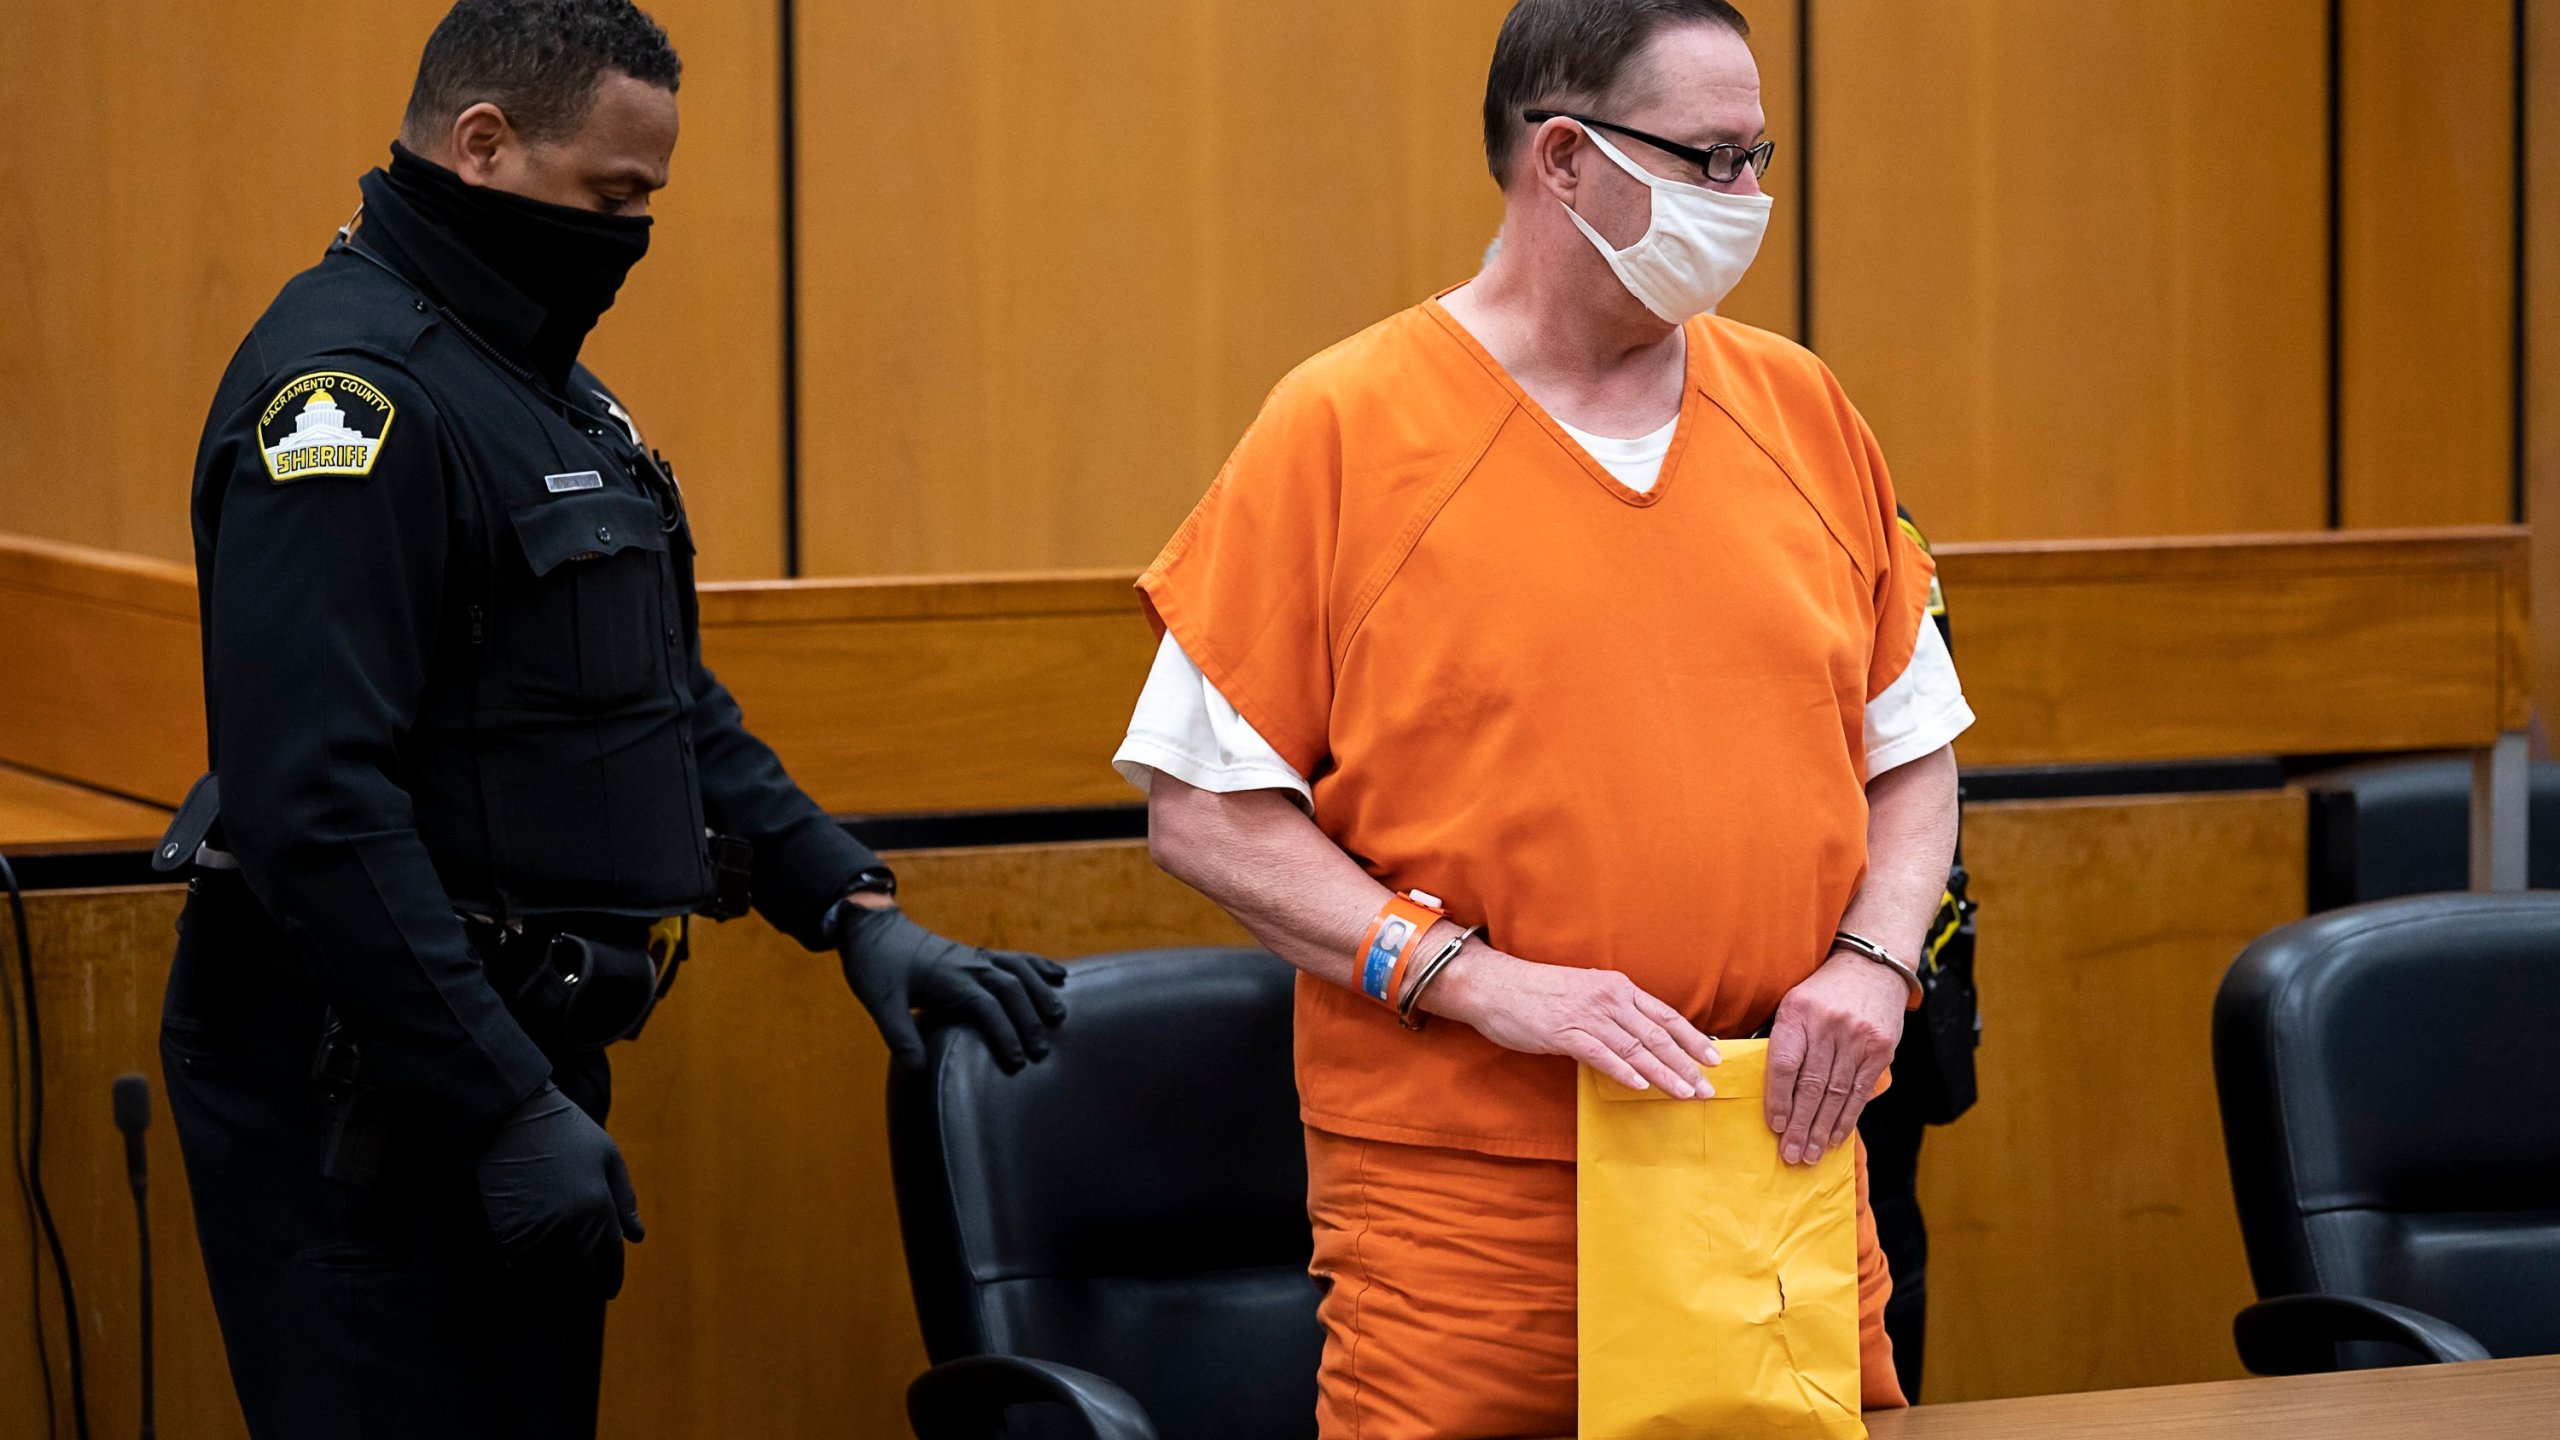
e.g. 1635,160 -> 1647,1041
1113,632 -> 1314,808
1863,618 -> 1974,776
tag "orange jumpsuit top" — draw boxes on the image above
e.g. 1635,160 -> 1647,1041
1140,299 -> 1934,1161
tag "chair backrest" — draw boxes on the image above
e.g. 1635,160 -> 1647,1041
2213,894 -> 2560,1361
888,947 -> 1320,1440
2302,758 -> 2560,910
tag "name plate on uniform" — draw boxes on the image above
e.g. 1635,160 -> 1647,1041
545,470 -> 605,493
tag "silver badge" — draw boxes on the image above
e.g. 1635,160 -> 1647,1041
544,470 -> 605,494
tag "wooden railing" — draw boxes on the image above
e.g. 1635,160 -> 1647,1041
6,525 -> 2530,829
0,536 -> 201,809
698,570 -> 1149,814
1938,527 -> 2529,765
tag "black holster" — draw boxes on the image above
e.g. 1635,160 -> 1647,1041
311,1011 -> 395,1187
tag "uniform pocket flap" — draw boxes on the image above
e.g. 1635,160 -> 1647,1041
506,487 -> 668,578
1588,1037 -> 1767,1103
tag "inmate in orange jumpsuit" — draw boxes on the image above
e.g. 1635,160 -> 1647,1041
1140,298 -> 1930,1438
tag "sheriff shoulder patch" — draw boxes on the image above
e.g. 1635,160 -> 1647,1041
258,371 -> 396,483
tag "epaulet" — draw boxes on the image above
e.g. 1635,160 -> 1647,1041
257,249 -> 440,366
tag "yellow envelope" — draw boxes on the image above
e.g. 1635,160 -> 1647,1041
1578,1039 -> 1867,1440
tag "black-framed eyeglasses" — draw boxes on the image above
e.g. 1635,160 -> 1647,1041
1522,109 -> 1774,185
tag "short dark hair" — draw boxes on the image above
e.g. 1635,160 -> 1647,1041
1481,0 -> 1749,185
402,0 -> 682,146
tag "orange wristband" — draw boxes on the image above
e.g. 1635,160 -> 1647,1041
1356,890 -> 1445,1007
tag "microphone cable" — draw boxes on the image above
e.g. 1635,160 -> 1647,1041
1,850 -> 92,1440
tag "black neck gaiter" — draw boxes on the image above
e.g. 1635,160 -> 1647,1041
379,142 -> 651,381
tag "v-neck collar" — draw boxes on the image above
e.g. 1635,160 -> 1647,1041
1423,295 -> 1703,509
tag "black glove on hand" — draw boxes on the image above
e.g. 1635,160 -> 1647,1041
836,903 -> 1067,1072
475,1082 -> 644,1300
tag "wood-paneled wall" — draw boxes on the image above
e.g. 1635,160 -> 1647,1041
0,1 -> 432,565
790,0 -> 1516,576
1811,0 -> 2332,540
0,0 -> 784,580
2338,0 -> 2517,530
6,1 -> 2540,581
1715,1 -> 1803,341
794,0 -> 2532,566
582,0 -> 788,579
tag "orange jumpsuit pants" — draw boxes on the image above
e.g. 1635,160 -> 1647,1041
1305,1126 -> 1905,1440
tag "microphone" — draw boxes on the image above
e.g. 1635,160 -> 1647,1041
112,1075 -> 148,1191
110,1074 -> 154,1440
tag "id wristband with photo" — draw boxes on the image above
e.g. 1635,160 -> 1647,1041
1356,890 -> 1446,1007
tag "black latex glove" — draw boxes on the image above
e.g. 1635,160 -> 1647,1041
474,1082 -> 644,1299
836,903 -> 1067,1072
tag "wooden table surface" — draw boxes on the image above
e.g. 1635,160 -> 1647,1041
1866,1356 -> 2560,1438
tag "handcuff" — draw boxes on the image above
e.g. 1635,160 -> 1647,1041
1831,929 -> 1925,1010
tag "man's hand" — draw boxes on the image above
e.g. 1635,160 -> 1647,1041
475,1083 -> 644,1300
1766,948 -> 1910,1165
836,902 -> 1067,1072
1428,937 -> 1721,1097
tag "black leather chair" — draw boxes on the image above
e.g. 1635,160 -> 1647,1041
889,947 -> 1321,1440
2302,758 -> 2560,910
2213,894 -> 2560,1374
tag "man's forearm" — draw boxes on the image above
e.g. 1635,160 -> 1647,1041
1146,775 -> 1410,991
1837,743 -> 1960,968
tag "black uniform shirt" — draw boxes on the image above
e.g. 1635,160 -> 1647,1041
191,168 -> 879,1138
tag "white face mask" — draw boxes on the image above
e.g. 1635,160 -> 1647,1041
1560,124 -> 1774,323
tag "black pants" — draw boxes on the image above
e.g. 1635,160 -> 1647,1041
1857,1078 -> 1929,1403
162,873 -> 611,1440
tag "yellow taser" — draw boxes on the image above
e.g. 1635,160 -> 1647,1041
1578,1038 -> 1868,1440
